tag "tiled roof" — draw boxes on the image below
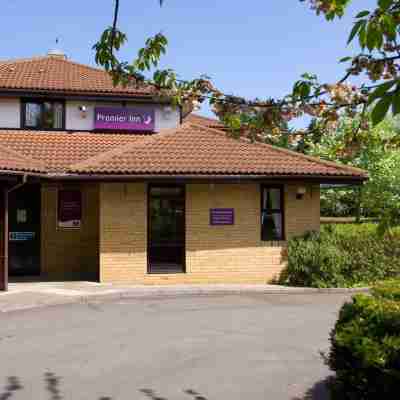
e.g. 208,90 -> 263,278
0,56 -> 156,97
0,143 -> 47,173
0,130 -> 147,173
183,114 -> 226,130
0,122 -> 367,180
69,122 -> 368,179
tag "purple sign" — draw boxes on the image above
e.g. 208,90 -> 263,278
210,208 -> 235,226
58,190 -> 82,229
94,107 -> 155,131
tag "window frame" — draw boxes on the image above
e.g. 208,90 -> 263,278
21,98 -> 66,130
260,184 -> 285,241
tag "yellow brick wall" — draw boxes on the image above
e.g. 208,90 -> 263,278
99,183 -> 147,283
41,182 -> 99,280
99,182 -> 320,284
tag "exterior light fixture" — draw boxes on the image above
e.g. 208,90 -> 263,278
79,105 -> 88,119
296,186 -> 307,200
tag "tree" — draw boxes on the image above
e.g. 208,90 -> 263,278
92,0 -> 400,142
307,113 -> 400,225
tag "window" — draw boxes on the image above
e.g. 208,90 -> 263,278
22,100 -> 64,130
261,186 -> 284,241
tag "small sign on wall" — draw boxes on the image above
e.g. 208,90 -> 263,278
9,232 -> 36,242
210,208 -> 235,226
58,190 -> 82,229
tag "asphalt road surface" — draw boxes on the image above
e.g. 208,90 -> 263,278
0,293 -> 351,400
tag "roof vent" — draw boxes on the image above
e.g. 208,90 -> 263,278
47,49 -> 67,59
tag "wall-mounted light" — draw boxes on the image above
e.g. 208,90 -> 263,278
78,105 -> 88,119
296,186 -> 307,200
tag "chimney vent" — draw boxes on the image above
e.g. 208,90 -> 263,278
47,49 -> 67,59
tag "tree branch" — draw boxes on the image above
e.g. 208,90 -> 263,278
110,0 -> 120,58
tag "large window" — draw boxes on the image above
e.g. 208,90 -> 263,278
22,100 -> 64,130
261,186 -> 284,241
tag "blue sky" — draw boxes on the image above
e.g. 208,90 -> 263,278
1,0 -> 376,124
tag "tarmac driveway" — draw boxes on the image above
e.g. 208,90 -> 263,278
0,293 -> 350,399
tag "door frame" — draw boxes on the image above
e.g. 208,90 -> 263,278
8,183 -> 41,277
0,187 -> 7,291
147,183 -> 186,274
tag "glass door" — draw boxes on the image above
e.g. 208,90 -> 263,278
148,185 -> 185,274
9,184 -> 41,276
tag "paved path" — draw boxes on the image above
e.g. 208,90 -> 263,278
0,292 -> 351,399
0,281 -> 368,313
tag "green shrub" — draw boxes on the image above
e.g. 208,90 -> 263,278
371,280 -> 400,302
327,283 -> 400,398
279,224 -> 400,288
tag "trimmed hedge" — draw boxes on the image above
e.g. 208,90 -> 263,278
326,282 -> 400,398
279,224 -> 400,288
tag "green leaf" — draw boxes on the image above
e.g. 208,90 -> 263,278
339,56 -> 352,63
358,20 -> 367,49
348,20 -> 366,45
381,15 -> 396,40
366,22 -> 381,51
356,10 -> 370,18
371,95 -> 392,125
378,0 -> 393,11
368,80 -> 396,104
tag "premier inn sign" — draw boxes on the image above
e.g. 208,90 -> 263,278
94,107 -> 155,131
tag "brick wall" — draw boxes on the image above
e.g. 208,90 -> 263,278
99,183 -> 147,283
99,182 -> 320,284
41,182 -> 99,280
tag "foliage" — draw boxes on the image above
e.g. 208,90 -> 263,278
279,224 -> 400,288
326,285 -> 400,399
307,114 -> 400,227
320,187 -> 360,217
363,150 -> 400,227
92,0 -> 400,142
371,279 -> 400,301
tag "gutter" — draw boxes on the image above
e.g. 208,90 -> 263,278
41,173 -> 368,184
0,169 -> 368,183
0,90 -> 171,104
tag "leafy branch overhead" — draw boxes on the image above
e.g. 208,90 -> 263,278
93,0 -> 400,143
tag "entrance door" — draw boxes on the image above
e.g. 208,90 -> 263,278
148,185 -> 185,274
9,185 -> 41,276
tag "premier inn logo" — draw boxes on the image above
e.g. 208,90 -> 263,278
94,107 -> 155,131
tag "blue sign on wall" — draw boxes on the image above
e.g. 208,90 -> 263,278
9,232 -> 36,242
210,208 -> 235,226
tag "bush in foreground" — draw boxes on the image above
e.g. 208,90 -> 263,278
279,224 -> 400,288
326,281 -> 400,399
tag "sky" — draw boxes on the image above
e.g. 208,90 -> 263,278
0,0 -> 377,125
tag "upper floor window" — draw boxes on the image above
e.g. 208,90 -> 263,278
261,185 -> 284,241
22,100 -> 64,130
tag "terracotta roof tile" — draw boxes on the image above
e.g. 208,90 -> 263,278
183,114 -> 226,130
0,56 -> 156,97
0,130 -> 147,173
69,122 -> 368,179
0,143 -> 47,173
